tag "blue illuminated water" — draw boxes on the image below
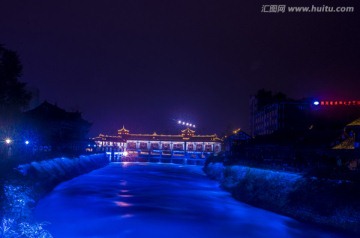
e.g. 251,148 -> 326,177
34,163 -> 349,237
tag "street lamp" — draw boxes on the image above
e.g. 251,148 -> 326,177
5,138 -> 12,144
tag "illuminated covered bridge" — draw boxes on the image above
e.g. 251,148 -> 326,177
92,127 -> 222,164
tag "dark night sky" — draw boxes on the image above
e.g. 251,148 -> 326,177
1,0 -> 359,136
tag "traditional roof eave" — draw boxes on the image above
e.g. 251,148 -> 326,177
118,125 -> 130,134
347,117 -> 360,127
181,128 -> 195,134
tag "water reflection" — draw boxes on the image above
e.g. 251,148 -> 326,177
115,201 -> 132,207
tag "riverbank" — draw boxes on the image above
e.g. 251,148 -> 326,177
203,162 -> 360,235
0,153 -> 108,237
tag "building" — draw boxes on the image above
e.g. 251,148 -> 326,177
250,90 -> 360,139
223,128 -> 252,156
333,117 -> 360,150
250,93 -> 312,137
24,101 -> 91,152
92,126 -> 222,162
249,92 -> 360,159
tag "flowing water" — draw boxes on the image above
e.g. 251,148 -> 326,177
34,162 -> 350,238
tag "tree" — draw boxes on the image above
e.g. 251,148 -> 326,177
0,45 -> 32,127
0,45 -> 32,158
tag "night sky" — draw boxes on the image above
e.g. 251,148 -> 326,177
1,1 -> 359,136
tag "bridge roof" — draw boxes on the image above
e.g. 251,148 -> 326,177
92,131 -> 221,143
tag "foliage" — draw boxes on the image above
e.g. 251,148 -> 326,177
0,154 -> 108,237
222,166 -> 251,189
0,45 -> 32,158
203,162 -> 225,181
0,218 -> 16,237
17,221 -> 53,238
0,218 -> 53,238
3,184 -> 34,211
204,162 -> 360,234
0,44 -> 31,114
0,183 -> 53,238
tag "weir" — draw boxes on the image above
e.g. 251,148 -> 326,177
107,152 -> 206,165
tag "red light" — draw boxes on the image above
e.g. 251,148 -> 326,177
315,100 -> 360,106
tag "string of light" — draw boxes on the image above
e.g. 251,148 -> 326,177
177,120 -> 196,128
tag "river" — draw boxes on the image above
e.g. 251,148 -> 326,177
34,162 -> 350,238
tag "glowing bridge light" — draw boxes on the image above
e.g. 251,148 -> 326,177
25,140 -> 30,145
313,101 -> 320,106
178,120 -> 181,124
5,138 -> 12,144
182,122 -> 185,125
186,123 -> 189,126
189,123 -> 192,127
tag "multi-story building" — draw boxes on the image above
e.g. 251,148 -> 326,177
92,126 -> 222,162
250,94 -> 311,137
250,91 -> 360,146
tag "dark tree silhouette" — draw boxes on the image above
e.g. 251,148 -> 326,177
0,45 -> 32,126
